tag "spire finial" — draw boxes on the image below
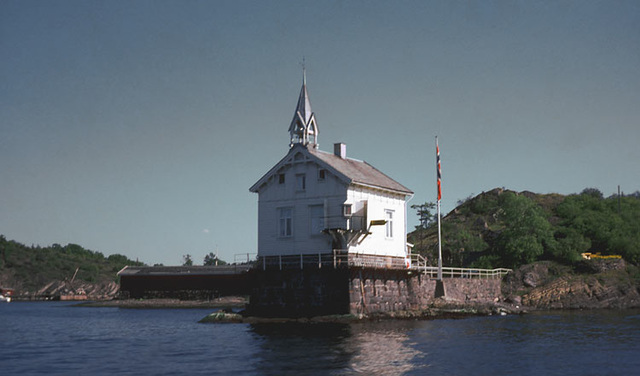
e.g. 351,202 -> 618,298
301,57 -> 307,85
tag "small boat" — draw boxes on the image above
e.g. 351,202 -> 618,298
0,288 -> 14,303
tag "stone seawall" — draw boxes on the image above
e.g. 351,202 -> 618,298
349,269 -> 502,315
249,267 -> 504,317
443,278 -> 502,303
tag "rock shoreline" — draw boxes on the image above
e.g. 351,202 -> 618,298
502,260 -> 640,310
75,296 -> 248,309
199,298 -> 527,324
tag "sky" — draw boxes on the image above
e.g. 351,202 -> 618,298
2,1 -> 639,266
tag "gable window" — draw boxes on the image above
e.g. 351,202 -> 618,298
278,174 -> 285,184
296,174 -> 306,191
385,210 -> 394,238
309,205 -> 325,235
279,207 -> 293,237
318,169 -> 326,181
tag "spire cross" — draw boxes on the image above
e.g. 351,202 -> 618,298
301,57 -> 306,85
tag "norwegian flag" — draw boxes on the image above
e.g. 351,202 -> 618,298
436,137 -> 441,201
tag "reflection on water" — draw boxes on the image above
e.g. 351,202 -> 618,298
249,310 -> 640,376
345,322 -> 425,375
250,321 -> 425,375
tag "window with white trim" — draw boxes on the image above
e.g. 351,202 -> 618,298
385,209 -> 394,238
279,207 -> 293,237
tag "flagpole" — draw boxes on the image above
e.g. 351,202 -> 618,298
436,136 -> 443,281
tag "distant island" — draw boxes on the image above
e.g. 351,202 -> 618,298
0,236 -> 143,300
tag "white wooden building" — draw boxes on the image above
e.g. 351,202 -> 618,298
250,74 -> 413,263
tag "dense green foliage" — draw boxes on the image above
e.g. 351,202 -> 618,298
409,188 -> 640,269
0,235 -> 143,290
494,192 -> 557,268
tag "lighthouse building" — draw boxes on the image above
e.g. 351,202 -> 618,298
250,75 -> 413,265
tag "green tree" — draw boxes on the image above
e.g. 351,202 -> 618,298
182,254 -> 193,266
203,252 -> 227,266
495,192 -> 556,268
581,187 -> 604,199
441,223 -> 488,267
550,227 -> 588,263
556,191 -> 640,264
557,192 -> 624,254
411,202 -> 436,230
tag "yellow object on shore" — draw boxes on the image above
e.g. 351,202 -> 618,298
581,252 -> 622,260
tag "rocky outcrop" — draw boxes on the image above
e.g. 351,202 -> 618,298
5,278 -> 120,300
40,280 -> 120,300
503,260 -> 640,310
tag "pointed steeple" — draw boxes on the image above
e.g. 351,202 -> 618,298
288,66 -> 318,148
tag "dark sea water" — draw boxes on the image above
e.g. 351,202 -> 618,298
1,302 -> 639,375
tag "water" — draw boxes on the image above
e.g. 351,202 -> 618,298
1,302 -> 639,375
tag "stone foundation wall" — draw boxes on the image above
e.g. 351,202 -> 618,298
349,269 -> 431,314
441,278 -> 502,303
348,270 -> 502,315
249,267 -> 504,317
247,268 -> 351,318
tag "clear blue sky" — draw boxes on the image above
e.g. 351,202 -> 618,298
2,1 -> 639,266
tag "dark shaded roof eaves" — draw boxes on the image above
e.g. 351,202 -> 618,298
117,265 -> 251,276
308,147 -> 413,195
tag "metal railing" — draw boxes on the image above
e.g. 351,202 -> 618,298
258,251 -> 407,270
256,251 -> 511,279
233,253 -> 258,265
347,253 -> 408,269
259,253 -> 338,270
415,266 -> 511,279
409,253 -> 511,279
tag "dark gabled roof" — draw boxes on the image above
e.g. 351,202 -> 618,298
308,147 -> 413,195
249,144 -> 413,195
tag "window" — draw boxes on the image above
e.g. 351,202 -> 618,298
385,210 -> 394,238
309,205 -> 324,235
278,174 -> 285,184
318,169 -> 326,181
279,208 -> 292,237
343,204 -> 352,217
296,174 -> 306,191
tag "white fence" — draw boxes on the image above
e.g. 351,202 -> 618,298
409,253 -> 511,278
253,251 -> 511,279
